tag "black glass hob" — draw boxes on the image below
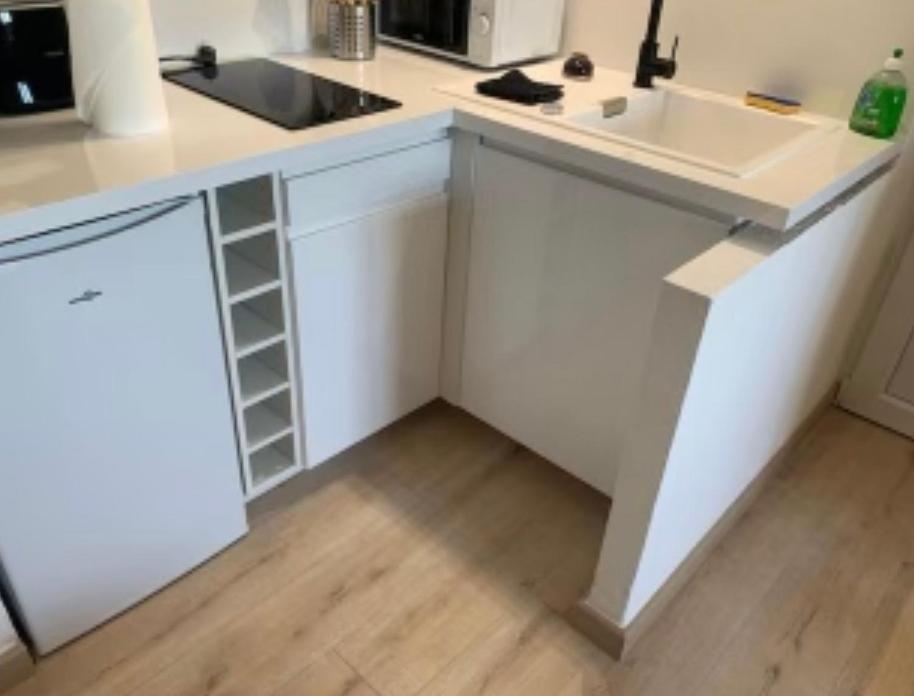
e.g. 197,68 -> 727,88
165,58 -> 401,131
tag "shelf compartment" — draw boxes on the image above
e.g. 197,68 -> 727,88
249,434 -> 296,490
231,290 -> 285,358
239,344 -> 290,406
216,176 -> 276,235
224,232 -> 281,302
244,391 -> 293,453
221,223 -> 277,247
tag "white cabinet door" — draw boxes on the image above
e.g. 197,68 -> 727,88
459,145 -> 729,495
291,194 -> 448,467
841,230 -> 914,437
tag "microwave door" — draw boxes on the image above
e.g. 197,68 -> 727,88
380,0 -> 469,56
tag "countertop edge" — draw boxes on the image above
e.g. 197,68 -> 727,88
0,47 -> 902,242
0,110 -> 454,244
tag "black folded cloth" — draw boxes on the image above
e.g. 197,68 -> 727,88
476,69 -> 564,105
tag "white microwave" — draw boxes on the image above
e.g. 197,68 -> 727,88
379,0 -> 566,69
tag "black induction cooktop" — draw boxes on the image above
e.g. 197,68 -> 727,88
165,58 -> 401,131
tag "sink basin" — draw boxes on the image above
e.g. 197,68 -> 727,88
565,88 -> 837,177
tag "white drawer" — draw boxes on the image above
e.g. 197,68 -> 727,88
285,138 -> 451,237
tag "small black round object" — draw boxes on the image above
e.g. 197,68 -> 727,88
563,52 -> 595,81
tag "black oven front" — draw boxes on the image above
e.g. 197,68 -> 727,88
379,0 -> 471,57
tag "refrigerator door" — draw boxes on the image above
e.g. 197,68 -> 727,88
0,197 -> 247,655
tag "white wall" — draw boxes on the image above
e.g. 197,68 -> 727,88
149,0 -> 309,59
587,173 -> 897,626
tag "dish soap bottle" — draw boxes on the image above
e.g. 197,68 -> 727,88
850,49 -> 908,139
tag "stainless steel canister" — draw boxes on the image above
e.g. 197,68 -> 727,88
328,0 -> 377,61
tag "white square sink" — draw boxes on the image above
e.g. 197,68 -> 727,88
565,88 -> 838,177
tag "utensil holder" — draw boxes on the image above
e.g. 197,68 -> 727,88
328,0 -> 377,61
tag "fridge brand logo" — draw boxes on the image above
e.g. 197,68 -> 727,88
69,289 -> 103,305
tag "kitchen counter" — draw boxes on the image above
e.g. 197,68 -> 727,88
0,50 -> 455,241
0,47 -> 900,243
1,45 -> 903,662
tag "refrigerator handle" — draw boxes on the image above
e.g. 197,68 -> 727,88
0,196 -> 199,265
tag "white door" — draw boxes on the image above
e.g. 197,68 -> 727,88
459,145 -> 729,496
0,198 -> 247,654
841,230 -> 914,438
0,601 -> 19,652
290,194 -> 448,467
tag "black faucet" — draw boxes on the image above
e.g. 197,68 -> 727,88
634,0 -> 679,89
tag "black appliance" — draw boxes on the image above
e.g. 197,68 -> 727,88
380,0 -> 471,57
165,58 -> 401,131
376,0 -> 565,68
0,3 -> 74,115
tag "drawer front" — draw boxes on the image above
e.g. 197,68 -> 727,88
285,138 -> 451,237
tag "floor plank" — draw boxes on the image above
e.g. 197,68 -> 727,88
268,651 -> 379,696
7,403 -> 914,696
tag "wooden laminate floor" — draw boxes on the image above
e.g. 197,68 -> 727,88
7,402 -> 914,696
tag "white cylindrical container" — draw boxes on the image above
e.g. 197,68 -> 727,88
66,0 -> 168,137
287,0 -> 310,52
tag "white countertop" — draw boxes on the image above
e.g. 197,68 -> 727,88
0,47 -> 900,243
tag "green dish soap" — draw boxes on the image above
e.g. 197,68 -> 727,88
850,49 -> 908,139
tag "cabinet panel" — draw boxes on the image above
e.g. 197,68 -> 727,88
291,194 -> 448,467
460,145 -> 729,495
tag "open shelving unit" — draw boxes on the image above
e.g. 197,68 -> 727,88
207,174 -> 304,500
231,293 -> 286,358
239,343 -> 290,406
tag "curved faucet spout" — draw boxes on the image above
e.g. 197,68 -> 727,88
635,0 -> 679,89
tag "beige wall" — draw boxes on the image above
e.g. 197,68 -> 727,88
149,0 -> 309,58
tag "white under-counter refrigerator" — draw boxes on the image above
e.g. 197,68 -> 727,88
0,196 -> 248,655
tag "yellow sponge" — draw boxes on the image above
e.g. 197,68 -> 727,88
745,92 -> 802,115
